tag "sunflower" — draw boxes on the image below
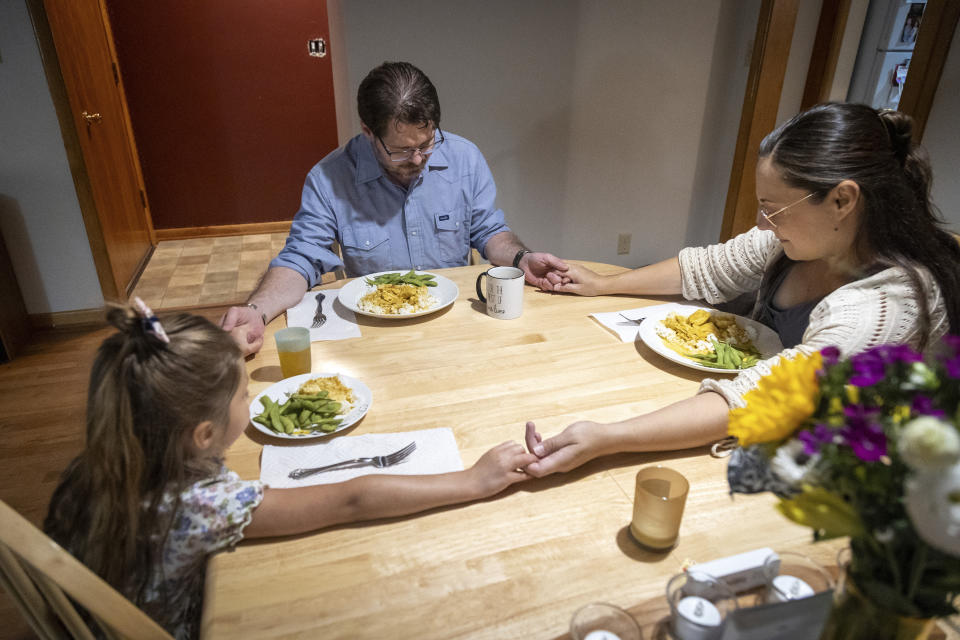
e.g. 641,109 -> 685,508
728,351 -> 823,446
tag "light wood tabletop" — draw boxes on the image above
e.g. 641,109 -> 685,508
200,262 -> 845,639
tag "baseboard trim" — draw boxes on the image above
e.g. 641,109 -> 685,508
155,221 -> 292,241
30,308 -> 107,330
29,301 -> 238,331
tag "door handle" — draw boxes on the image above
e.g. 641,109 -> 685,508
81,111 -> 103,124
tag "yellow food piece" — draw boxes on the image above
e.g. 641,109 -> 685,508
659,310 -> 757,357
297,376 -> 355,406
359,283 -> 434,314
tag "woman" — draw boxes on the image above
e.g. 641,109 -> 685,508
524,103 -> 960,477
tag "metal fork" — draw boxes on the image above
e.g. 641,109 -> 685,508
288,442 -> 417,480
311,292 -> 327,328
618,313 -> 646,325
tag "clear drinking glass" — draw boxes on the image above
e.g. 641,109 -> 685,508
569,602 -> 643,640
274,327 -> 311,378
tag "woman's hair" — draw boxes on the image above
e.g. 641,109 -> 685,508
44,305 -> 243,608
357,61 -> 441,137
758,102 -> 960,345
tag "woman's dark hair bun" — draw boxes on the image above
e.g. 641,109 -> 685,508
878,109 -> 913,165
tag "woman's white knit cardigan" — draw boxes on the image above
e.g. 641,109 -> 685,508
678,227 -> 948,408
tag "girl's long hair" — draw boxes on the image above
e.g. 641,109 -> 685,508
44,306 -> 242,609
758,103 -> 960,347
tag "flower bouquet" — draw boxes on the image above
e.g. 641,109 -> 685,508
726,339 -> 960,639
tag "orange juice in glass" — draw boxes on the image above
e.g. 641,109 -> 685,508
274,327 -> 311,378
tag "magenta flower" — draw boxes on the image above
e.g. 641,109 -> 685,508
911,394 -> 946,418
798,423 -> 835,455
840,405 -> 887,461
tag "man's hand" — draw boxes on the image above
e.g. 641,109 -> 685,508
519,252 -> 570,291
220,305 -> 265,357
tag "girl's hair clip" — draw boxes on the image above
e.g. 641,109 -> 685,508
132,296 -> 170,344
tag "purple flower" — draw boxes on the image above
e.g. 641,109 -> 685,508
820,346 -> 841,367
911,394 -> 946,418
840,405 -> 887,461
848,344 -> 923,386
798,423 -> 835,455
849,350 -> 886,386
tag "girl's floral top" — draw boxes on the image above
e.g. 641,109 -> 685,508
144,465 -> 264,639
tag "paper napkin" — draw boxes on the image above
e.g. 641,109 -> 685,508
590,302 -> 709,343
285,288 -> 361,341
259,427 -> 464,488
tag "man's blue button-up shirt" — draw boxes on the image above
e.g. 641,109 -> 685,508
270,131 -> 510,288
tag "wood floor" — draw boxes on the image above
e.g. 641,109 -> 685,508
0,308 -> 226,639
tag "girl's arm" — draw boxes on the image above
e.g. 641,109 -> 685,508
551,257 -> 682,297
522,392 -> 730,477
243,441 -> 538,538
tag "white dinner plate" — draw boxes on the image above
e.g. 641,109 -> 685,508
249,372 -> 372,439
338,270 -> 459,319
637,304 -> 783,373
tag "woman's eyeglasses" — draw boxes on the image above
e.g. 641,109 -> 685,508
759,192 -> 815,228
377,128 -> 445,162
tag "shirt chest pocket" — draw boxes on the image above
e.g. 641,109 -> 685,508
434,210 -> 468,264
340,226 -> 391,275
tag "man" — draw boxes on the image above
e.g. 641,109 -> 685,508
222,61 -> 568,355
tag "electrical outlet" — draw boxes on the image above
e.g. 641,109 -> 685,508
617,233 -> 631,255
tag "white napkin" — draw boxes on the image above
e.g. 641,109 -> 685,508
259,427 -> 464,488
590,302 -> 709,343
285,288 -> 361,341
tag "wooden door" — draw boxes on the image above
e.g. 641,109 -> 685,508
42,0 -> 154,299
104,0 -> 339,234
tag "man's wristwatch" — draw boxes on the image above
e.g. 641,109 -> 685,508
512,249 -> 532,269
245,303 -> 267,327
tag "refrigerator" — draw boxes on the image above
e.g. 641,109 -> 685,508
847,0 -> 926,110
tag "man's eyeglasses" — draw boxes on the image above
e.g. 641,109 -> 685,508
759,192 -> 815,228
377,128 -> 445,162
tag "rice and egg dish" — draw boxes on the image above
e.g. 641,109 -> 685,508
358,283 -> 439,315
655,308 -> 758,357
297,375 -> 355,408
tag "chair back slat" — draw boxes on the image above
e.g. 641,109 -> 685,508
0,544 -> 67,639
23,562 -> 98,640
0,500 -> 173,640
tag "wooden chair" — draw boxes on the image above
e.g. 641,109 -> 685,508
0,500 -> 172,640
469,248 -> 485,266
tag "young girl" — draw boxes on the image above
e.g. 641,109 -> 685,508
44,301 -> 536,639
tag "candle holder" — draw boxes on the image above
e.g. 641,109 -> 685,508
665,572 -> 738,640
569,602 -> 643,640
761,551 -> 834,604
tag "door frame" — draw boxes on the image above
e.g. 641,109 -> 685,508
26,0 -> 149,303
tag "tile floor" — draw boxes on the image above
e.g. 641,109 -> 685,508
132,233 -> 289,310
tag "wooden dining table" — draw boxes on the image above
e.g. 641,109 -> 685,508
200,261 -> 853,639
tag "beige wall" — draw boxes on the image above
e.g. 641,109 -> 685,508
340,0 -> 768,266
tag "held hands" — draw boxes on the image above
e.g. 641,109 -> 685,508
548,263 -> 605,296
220,306 -> 265,357
469,441 -> 540,496
519,252 -> 571,291
522,420 -> 606,477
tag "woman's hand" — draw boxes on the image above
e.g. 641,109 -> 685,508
522,420 -> 609,477
550,263 -> 608,296
468,441 -> 540,496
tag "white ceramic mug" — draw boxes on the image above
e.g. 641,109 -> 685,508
475,266 -> 524,319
